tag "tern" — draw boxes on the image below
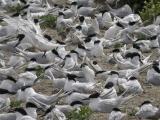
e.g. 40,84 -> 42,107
135,101 -> 160,120
109,108 -> 127,120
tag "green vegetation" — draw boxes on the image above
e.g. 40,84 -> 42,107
10,100 -> 23,108
140,0 -> 160,23
6,4 -> 23,13
67,106 -> 93,120
36,66 -> 45,78
40,14 -> 57,28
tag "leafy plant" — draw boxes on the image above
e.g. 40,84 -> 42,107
40,14 -> 57,28
67,106 -> 93,120
140,0 -> 160,23
10,100 -> 23,108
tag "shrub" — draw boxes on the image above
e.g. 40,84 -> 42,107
40,14 -> 57,28
140,0 -> 160,23
67,106 -> 93,120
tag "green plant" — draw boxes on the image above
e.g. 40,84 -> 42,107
40,14 -> 57,28
36,66 -> 45,77
10,100 -> 23,108
6,4 -> 23,13
113,43 -> 123,49
67,106 -> 93,120
140,0 -> 160,23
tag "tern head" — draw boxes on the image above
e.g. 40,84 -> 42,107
70,50 -> 79,55
133,43 -> 140,50
71,2 -> 77,6
152,61 -> 160,73
78,5 -> 83,9
15,107 -> 27,115
44,34 -> 52,41
34,19 -> 39,24
84,37 -> 91,43
80,63 -> 88,68
112,108 -> 121,112
7,76 -> 17,83
17,34 -> 25,41
52,49 -> 62,59
88,33 -> 97,38
19,0 -> 27,4
125,52 -> 141,59
59,12 -> 65,16
65,54 -> 71,59
95,70 -> 106,75
78,44 -> 86,50
30,58 -> 37,62
105,82 -> 114,89
70,101 -> 83,106
100,9 -> 108,15
112,49 -> 120,53
89,92 -> 100,99
129,21 -> 137,26
79,16 -> 85,23
94,40 -> 101,45
11,12 -> 20,17
0,88 -> 16,95
92,61 -> 97,65
109,71 -> 119,76
20,85 -> 32,91
150,35 -> 157,40
140,100 -> 151,107
26,102 -> 38,109
67,74 -> 77,82
21,11 -> 27,17
15,34 -> 25,47
116,22 -> 125,29
21,4 -> 30,10
56,40 -> 65,45
76,25 -> 82,30
53,4 -> 58,7
129,76 -> 137,81
153,61 -> 159,66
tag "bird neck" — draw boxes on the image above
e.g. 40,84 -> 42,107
90,98 -> 100,103
71,5 -> 77,13
16,112 -> 24,120
25,88 -> 36,97
58,15 -> 64,19
131,56 -> 141,65
25,108 -> 37,119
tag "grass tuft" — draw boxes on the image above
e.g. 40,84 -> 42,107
67,106 -> 93,120
10,100 -> 23,108
40,14 -> 57,28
